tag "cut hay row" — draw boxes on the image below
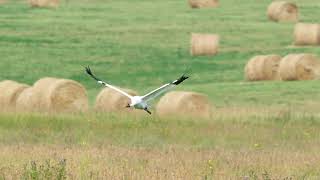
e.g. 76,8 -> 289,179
245,55 -> 282,81
245,54 -> 320,81
190,33 -> 219,56
267,1 -> 298,22
156,91 -> 211,119
28,0 -> 59,8
294,23 -> 320,46
15,77 -> 88,113
0,78 -> 211,118
188,0 -> 219,8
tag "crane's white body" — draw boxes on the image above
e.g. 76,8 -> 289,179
86,67 -> 189,114
130,96 -> 147,109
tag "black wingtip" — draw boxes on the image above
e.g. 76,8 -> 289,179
85,66 -> 92,75
173,74 -> 189,85
85,66 -> 100,81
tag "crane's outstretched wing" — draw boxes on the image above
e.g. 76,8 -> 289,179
141,74 -> 189,102
85,66 -> 133,99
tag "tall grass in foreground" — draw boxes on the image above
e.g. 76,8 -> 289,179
1,145 -> 320,179
0,112 -> 319,178
0,110 -> 319,148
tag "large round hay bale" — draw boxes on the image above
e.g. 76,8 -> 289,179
267,1 -> 298,22
32,77 -> 59,111
0,80 -> 29,111
32,77 -> 88,112
190,33 -> 219,56
156,91 -> 211,119
188,0 -> 219,8
28,0 -> 59,8
95,88 -> 140,113
46,79 -> 88,112
245,55 -> 282,81
279,54 -> 320,80
16,87 -> 35,112
294,23 -> 320,46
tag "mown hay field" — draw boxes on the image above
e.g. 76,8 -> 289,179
1,0 -> 320,178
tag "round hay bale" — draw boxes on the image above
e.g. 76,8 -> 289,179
95,88 -> 140,113
16,87 -> 35,112
32,77 -> 88,112
45,79 -> 88,113
188,0 -> 219,8
279,54 -> 320,80
0,80 -> 29,111
32,77 -> 59,111
267,1 -> 298,22
156,91 -> 211,119
294,23 -> 320,46
245,55 -> 282,81
190,33 -> 219,56
28,0 -> 59,8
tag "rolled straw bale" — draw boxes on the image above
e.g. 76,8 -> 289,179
294,23 -> 320,46
245,55 -> 282,81
16,87 -> 35,112
95,88 -> 140,113
46,79 -> 88,112
32,77 -> 88,112
156,91 -> 211,119
189,0 -> 219,8
28,0 -> 59,8
32,77 -> 59,111
267,1 -> 298,22
191,33 -> 219,56
279,54 -> 320,80
0,80 -> 29,111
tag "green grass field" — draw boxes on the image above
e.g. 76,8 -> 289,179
1,0 -> 320,179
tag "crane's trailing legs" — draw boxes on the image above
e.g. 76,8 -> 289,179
144,108 -> 152,114
125,104 -> 151,114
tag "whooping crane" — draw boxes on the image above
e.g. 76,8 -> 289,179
85,66 -> 189,114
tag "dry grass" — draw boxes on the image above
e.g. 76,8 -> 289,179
0,110 -> 319,178
0,145 -> 319,179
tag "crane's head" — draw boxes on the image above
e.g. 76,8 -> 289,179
125,103 -> 130,108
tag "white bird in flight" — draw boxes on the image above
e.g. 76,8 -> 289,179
85,66 -> 189,114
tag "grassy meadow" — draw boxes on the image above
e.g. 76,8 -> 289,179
1,0 -> 320,179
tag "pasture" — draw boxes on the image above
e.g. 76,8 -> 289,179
1,0 -> 320,178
